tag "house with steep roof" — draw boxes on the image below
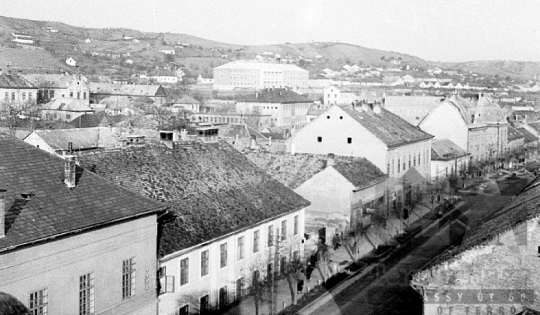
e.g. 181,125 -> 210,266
430,139 -> 471,180
89,83 -> 167,106
0,133 -> 166,315
77,141 -> 310,315
40,98 -> 94,122
323,86 -> 358,106
171,95 -> 201,113
506,126 -> 526,162
516,127 -> 539,160
23,73 -> 90,105
412,94 -> 508,163
245,151 -> 388,241
236,88 -> 313,131
0,70 -> 38,107
384,96 -> 445,126
291,102 -> 433,209
410,177 -> 540,315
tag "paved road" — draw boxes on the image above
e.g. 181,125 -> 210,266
305,176 -> 532,315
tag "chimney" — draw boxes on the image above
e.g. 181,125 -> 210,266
373,103 -> 382,114
180,129 -> 188,141
326,153 -> 335,167
0,189 -> 6,238
64,154 -> 77,188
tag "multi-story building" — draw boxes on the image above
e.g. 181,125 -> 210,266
40,98 -> 95,122
77,140 -> 309,315
90,83 -> 168,106
0,70 -> 37,107
236,88 -> 313,131
0,134 -> 166,315
385,94 -> 508,163
213,61 -> 308,90
323,86 -> 386,106
23,73 -> 90,105
291,102 -> 433,208
430,138 -> 471,181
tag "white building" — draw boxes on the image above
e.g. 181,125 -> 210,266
213,60 -> 309,90
430,138 -> 471,180
65,57 -> 77,67
77,141 -> 310,315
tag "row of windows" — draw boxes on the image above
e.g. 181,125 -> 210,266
179,216 -> 299,286
4,91 -> 33,101
388,149 -> 430,176
27,258 -> 135,315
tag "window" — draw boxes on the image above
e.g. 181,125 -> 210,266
294,215 -> 299,235
179,305 -> 189,315
326,116 -> 330,119
281,220 -> 287,240
268,225 -> 274,247
220,243 -> 227,268
77,92 -> 80,99
340,116 -> 343,119
317,136 -> 322,142
50,90 -> 54,98
398,159 -> 401,172
293,250 -> 300,262
70,92 -> 73,98
4,92 -> 7,101
253,230 -> 260,253
267,263 -> 273,280
200,295 -> 209,314
29,289 -> 48,315
122,257 -> 136,299
22,92 -> 26,100
82,92 -> 86,99
387,163 -> 390,174
180,258 -> 189,285
158,267 -> 174,295
409,155 -> 411,168
201,250 -> 209,277
29,92 -> 32,100
66,114 -> 71,120
280,256 -> 287,274
413,156 -> 416,167
237,236 -> 245,260
347,137 -> 352,144
11,92 -> 15,101
79,272 -> 95,315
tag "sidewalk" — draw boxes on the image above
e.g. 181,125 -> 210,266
223,243 -> 353,315
223,201 -> 439,315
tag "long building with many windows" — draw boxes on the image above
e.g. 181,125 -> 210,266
213,60 -> 309,90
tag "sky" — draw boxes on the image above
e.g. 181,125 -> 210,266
4,0 -> 540,62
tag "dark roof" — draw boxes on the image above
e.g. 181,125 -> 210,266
77,142 -> 310,257
418,175 -> 540,273
526,121 -> 540,133
507,126 -> 525,141
26,127 -> 120,151
431,138 -> 470,161
0,74 -> 35,89
0,134 -> 165,253
339,105 -> 434,148
240,89 -> 312,104
0,292 -> 30,315
176,95 -> 200,105
516,127 -> 537,143
222,124 -> 266,139
245,152 -> 386,190
69,113 -> 107,128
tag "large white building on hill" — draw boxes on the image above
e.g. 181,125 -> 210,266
213,60 -> 308,90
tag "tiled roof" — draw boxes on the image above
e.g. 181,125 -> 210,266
89,83 -> 164,97
507,126 -> 525,141
516,127 -> 537,143
0,74 -> 35,89
176,95 -> 200,105
526,121 -> 540,133
77,142 -> 310,257
0,133 -> 165,253
245,152 -> 386,190
26,127 -> 121,151
41,98 -> 94,112
240,89 -> 312,104
222,124 -> 267,140
474,95 -> 506,124
431,138 -> 470,160
338,105 -> 434,148
383,96 -> 444,126
69,114 -> 108,128
215,60 -> 307,72
22,74 -> 75,88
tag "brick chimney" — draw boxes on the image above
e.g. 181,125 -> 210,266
64,143 -> 76,188
326,153 -> 336,167
0,189 -> 6,238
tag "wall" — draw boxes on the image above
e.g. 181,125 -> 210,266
431,156 -> 470,181
0,88 -> 38,106
23,132 -> 57,155
420,102 -> 469,152
0,215 -> 158,315
158,209 -> 305,315
291,106 -> 388,173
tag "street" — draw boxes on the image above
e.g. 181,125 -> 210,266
303,175 -> 532,315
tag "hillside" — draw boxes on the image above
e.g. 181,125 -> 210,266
0,15 -> 538,79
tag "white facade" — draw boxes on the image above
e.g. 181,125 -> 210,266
213,61 -> 308,90
236,101 -> 312,131
419,102 -> 469,152
323,86 -> 358,106
157,209 -> 305,315
152,76 -> 179,84
431,156 -> 470,181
